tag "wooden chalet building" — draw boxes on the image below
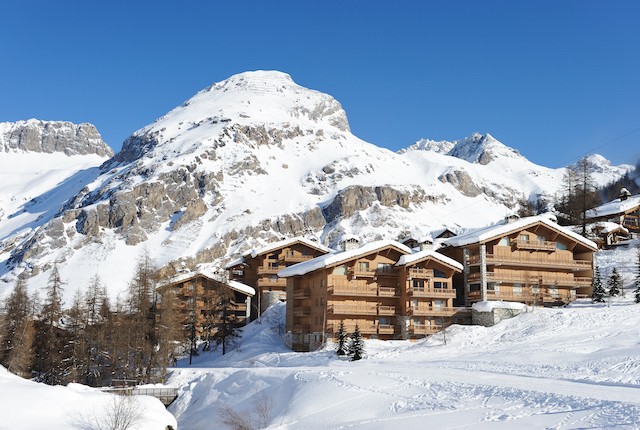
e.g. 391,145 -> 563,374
157,271 -> 254,339
278,240 -> 462,351
586,188 -> 640,235
440,214 -> 597,306
225,237 -> 333,315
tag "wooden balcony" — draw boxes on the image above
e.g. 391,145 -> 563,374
470,254 -> 592,270
279,254 -> 314,263
511,239 -> 557,252
378,287 -> 398,297
377,324 -> 395,335
257,265 -> 280,275
408,287 -> 456,298
327,285 -> 399,297
328,285 -> 377,297
377,305 -> 396,316
469,272 -> 592,287
327,304 -> 377,315
410,307 -> 456,317
257,277 -> 287,288
292,288 -> 311,299
407,268 -> 433,279
351,268 -> 377,278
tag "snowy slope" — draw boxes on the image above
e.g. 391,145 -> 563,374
166,243 -> 640,429
0,365 -> 176,429
0,71 -> 634,304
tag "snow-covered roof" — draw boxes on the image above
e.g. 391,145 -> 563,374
592,222 -> 629,235
443,213 -> 597,250
224,257 -> 246,269
278,240 -> 412,277
161,269 -> 255,296
245,236 -> 333,259
472,301 -> 528,312
586,194 -> 640,219
396,249 -> 463,271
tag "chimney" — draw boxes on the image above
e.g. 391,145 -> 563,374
620,188 -> 631,201
341,236 -> 360,252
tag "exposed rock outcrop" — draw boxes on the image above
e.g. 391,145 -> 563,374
0,119 -> 113,157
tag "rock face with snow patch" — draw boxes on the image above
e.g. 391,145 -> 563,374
0,119 -> 113,157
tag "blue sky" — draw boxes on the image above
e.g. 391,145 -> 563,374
1,1 -> 638,167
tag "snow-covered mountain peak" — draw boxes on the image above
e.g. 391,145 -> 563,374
449,132 -> 522,165
113,70 -> 350,164
399,132 -> 522,165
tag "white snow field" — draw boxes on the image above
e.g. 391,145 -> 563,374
1,245 -> 638,429
0,365 -> 177,430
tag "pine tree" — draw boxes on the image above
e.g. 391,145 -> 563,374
348,324 -> 364,361
591,267 -> 605,303
209,287 -> 240,356
33,264 -> 68,385
608,268 -> 622,297
634,249 -> 640,304
336,320 -> 348,356
0,277 -> 34,377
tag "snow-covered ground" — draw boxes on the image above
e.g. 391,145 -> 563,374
2,243 -> 638,429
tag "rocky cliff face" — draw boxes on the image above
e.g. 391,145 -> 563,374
0,119 -> 114,157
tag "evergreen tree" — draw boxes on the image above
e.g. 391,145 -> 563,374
0,277 -> 34,377
634,249 -> 640,304
591,267 -> 605,303
336,320 -> 348,356
348,324 -> 364,361
33,264 -> 68,385
209,287 -> 240,356
608,268 -> 622,297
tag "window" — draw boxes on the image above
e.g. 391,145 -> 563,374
434,269 -> 447,278
377,263 -> 392,272
413,299 -> 419,309
413,279 -> 425,291
358,261 -> 369,271
268,262 -> 279,269
378,317 -> 390,325
434,281 -> 445,289
520,234 -> 530,242
332,265 -> 347,275
537,234 -> 546,242
413,317 -> 423,326
556,241 -> 568,250
434,299 -> 446,308
513,284 -> 522,295
498,237 -> 509,246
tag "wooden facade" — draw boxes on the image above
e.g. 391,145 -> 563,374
442,217 -> 597,306
280,241 -> 462,352
586,189 -> 640,234
157,273 -> 254,339
226,237 -> 331,316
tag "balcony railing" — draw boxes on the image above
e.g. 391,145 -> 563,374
257,278 -> 287,287
257,265 -> 280,275
408,287 -> 456,298
410,307 -> 456,317
279,254 -> 314,263
468,272 -> 592,287
377,324 -> 395,335
327,285 -> 399,297
511,239 -> 557,251
377,306 -> 396,315
469,254 -> 592,270
327,323 -> 393,336
327,305 -> 377,315
407,268 -> 433,279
